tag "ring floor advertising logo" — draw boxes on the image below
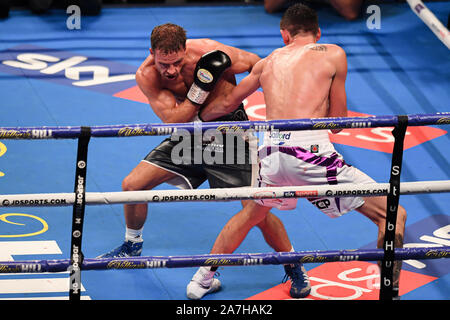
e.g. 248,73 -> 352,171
246,215 -> 449,300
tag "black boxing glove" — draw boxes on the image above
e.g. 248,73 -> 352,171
187,50 -> 231,105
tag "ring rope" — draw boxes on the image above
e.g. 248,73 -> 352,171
1,180 -> 449,207
407,0 -> 450,49
0,112 -> 448,139
0,247 -> 448,273
1,112 -> 449,300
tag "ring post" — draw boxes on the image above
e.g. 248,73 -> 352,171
380,116 -> 408,300
69,126 -> 91,301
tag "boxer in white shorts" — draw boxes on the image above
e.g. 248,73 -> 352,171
256,129 -> 374,217
193,3 -> 407,298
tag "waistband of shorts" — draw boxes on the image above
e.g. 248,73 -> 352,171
263,130 -> 330,146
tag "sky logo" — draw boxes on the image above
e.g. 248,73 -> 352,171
0,44 -> 136,95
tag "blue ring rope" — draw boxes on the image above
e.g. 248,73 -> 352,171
0,112 -> 449,139
0,247 -> 448,273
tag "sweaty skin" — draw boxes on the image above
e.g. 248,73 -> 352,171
136,39 -> 260,124
200,33 -> 347,126
260,43 -> 346,120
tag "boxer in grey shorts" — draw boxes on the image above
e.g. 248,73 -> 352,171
143,104 -> 254,190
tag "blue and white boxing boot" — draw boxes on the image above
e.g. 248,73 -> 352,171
97,240 -> 143,258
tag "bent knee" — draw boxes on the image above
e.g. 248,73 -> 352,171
122,176 -> 135,191
122,174 -> 150,192
256,214 -> 269,229
246,202 -> 271,225
397,205 -> 407,225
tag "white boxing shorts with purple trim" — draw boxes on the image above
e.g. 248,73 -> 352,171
255,130 -> 375,218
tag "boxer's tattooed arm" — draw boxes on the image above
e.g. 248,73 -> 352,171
309,45 -> 327,51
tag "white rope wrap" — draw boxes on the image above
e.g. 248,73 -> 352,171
1,180 -> 449,207
407,0 -> 450,49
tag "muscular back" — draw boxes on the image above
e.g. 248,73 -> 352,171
260,43 -> 347,120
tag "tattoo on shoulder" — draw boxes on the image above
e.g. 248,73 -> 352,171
309,45 -> 327,52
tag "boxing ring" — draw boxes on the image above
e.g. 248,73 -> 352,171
0,112 -> 449,301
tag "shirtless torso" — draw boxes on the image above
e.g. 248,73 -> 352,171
199,38 -> 348,127
260,42 -> 347,120
136,39 -> 259,123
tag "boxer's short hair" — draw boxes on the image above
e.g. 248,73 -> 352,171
151,23 -> 187,53
280,3 -> 319,37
